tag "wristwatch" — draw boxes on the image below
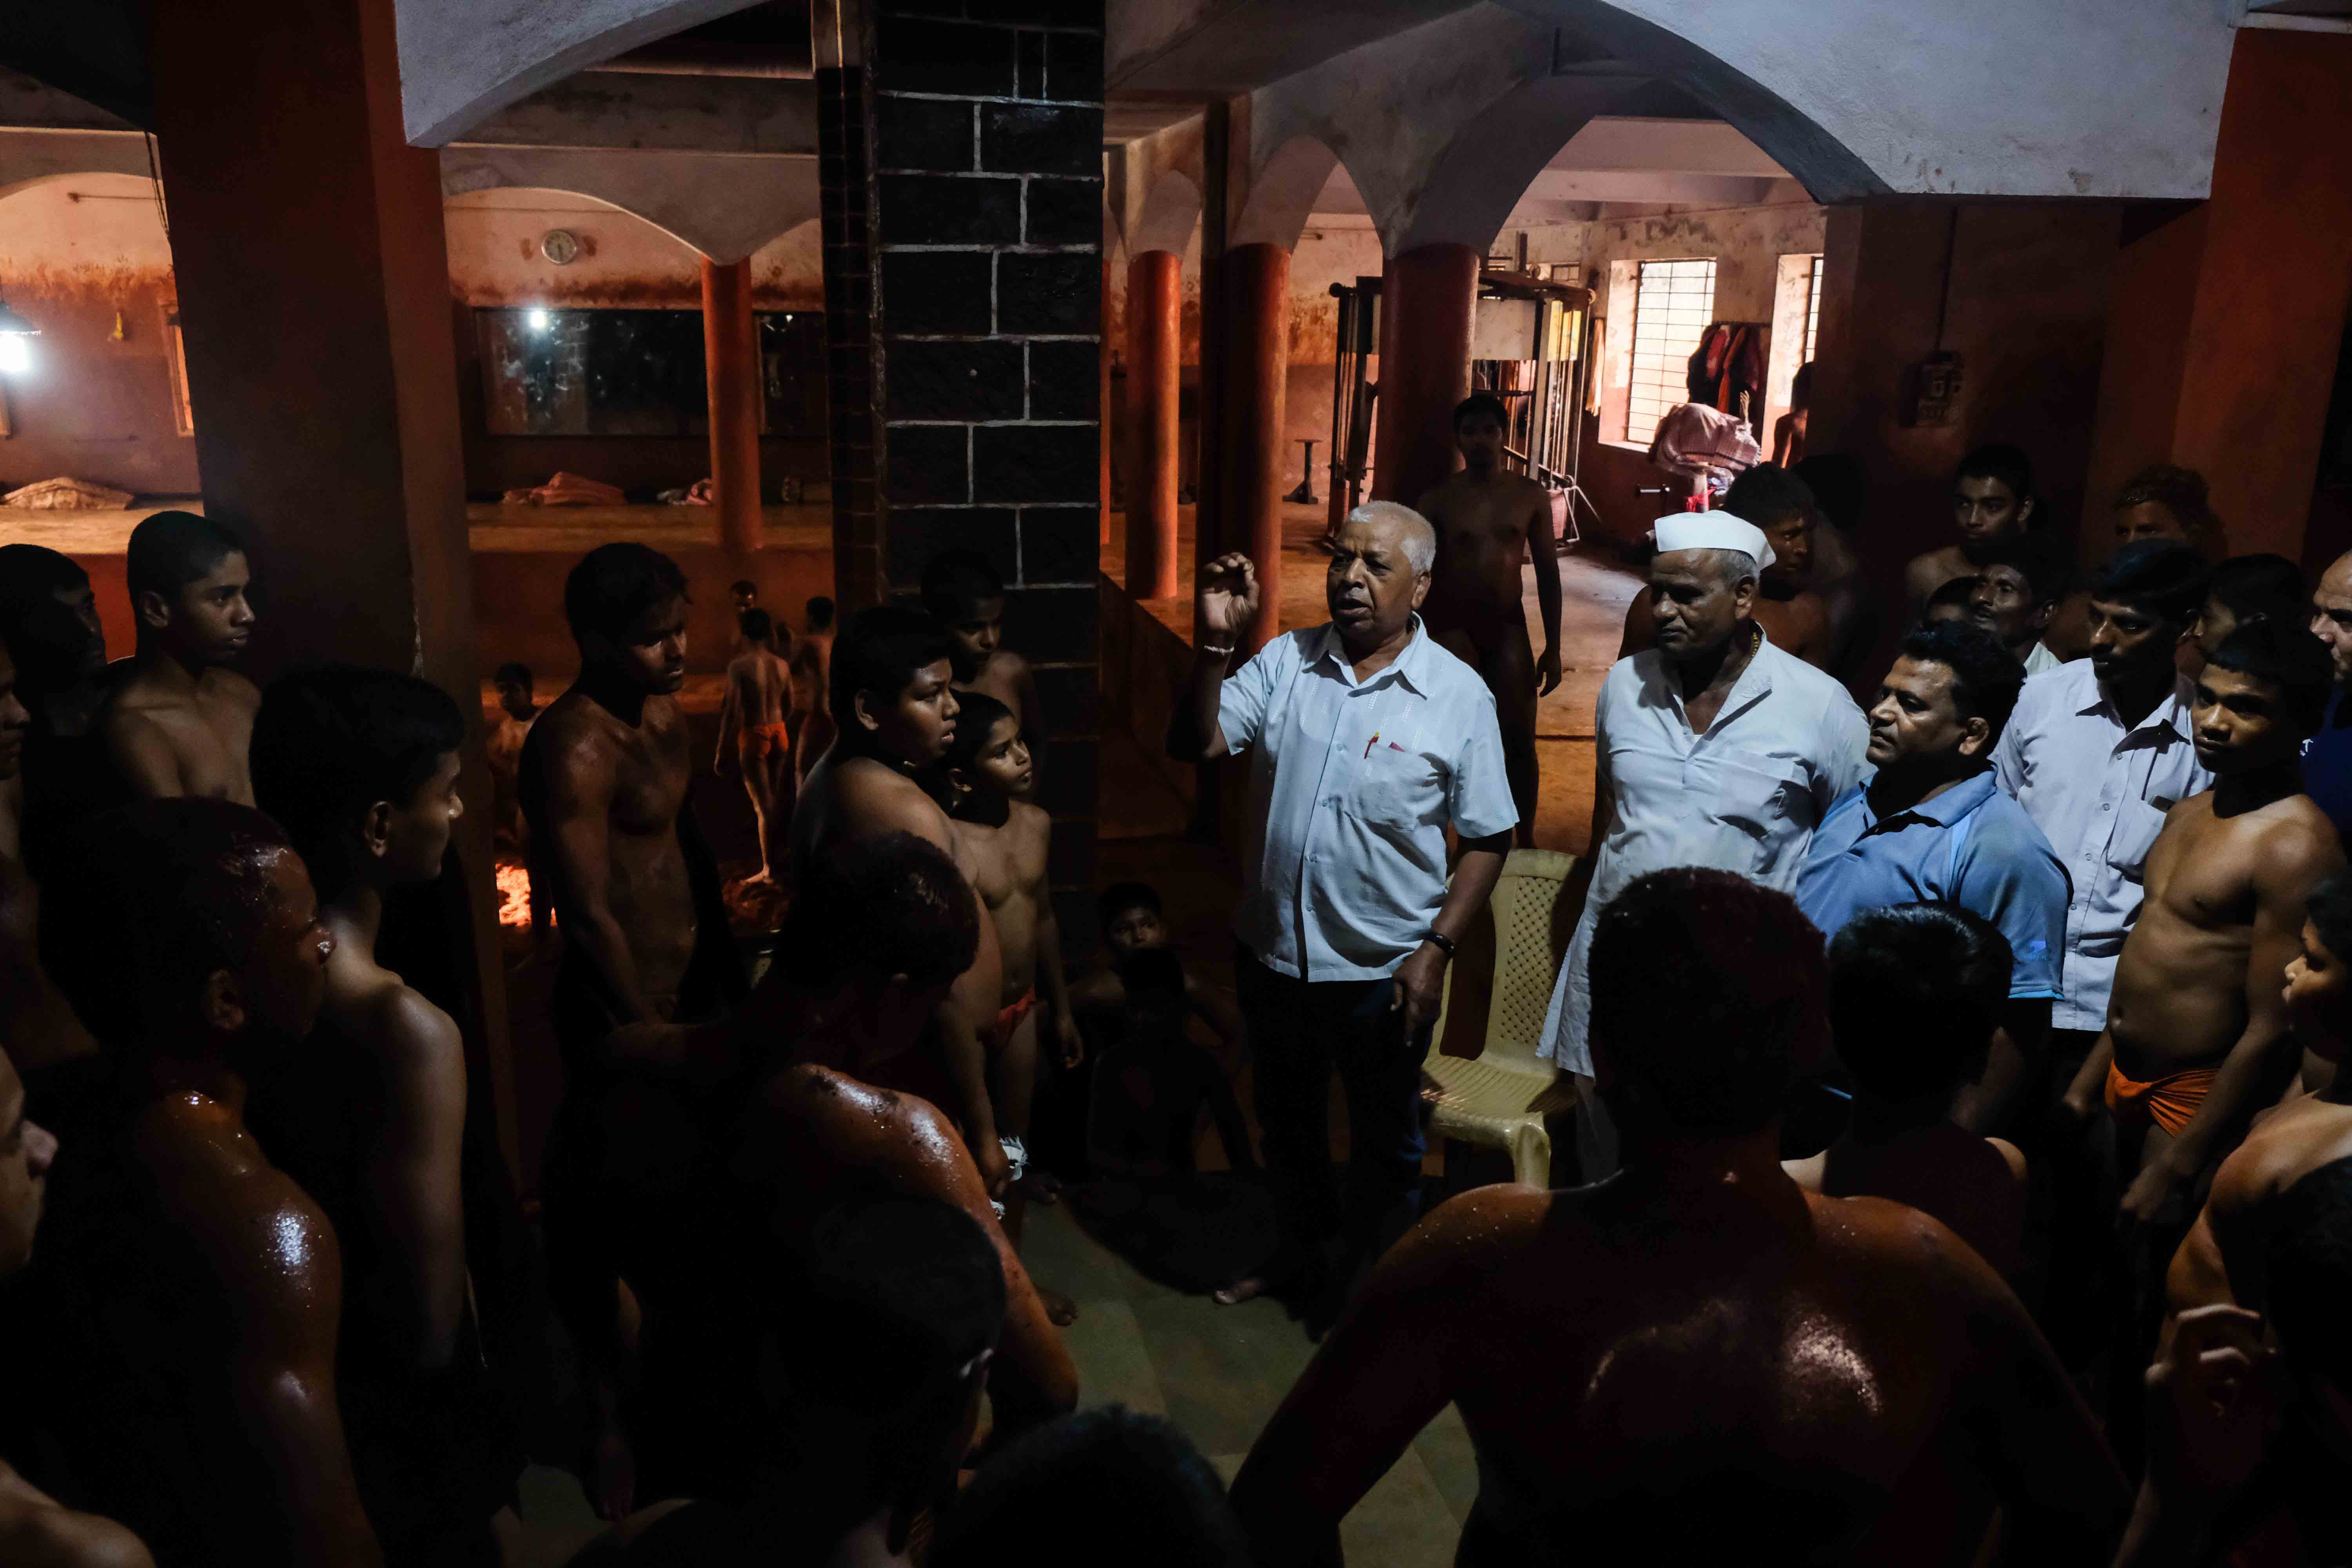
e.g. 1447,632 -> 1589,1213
1424,931 -> 1457,960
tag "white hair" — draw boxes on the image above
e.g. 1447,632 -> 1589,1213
1344,501 -> 1436,575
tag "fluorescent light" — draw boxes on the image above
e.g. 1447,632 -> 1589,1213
0,336 -> 29,375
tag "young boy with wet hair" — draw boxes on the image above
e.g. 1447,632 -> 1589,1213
922,549 -> 1047,780
941,691 -> 1081,1236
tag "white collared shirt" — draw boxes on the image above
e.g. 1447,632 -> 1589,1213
1540,631 -> 1868,1075
1219,617 -> 1517,981
1991,660 -> 2211,1032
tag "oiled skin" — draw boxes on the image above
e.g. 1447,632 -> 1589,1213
1230,1161 -> 2123,1567
521,686 -> 699,1023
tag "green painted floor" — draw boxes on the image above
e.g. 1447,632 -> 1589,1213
1018,1198 -> 1481,1566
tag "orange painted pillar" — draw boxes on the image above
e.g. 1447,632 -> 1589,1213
1220,242 -> 1290,652
701,256 -> 764,557
2083,29 -> 2352,568
1124,249 -> 1182,599
1101,254 -> 1115,546
1370,242 -> 1479,512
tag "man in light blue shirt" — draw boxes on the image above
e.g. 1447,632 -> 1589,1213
1798,622 -> 2067,1134
1170,501 -> 1514,1332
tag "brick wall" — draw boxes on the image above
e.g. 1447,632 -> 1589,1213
826,0 -> 1106,947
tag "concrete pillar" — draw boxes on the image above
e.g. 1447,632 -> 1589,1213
1218,242 -> 1290,652
1370,242 -> 1479,511
146,0 -> 515,1174
701,257 -> 764,558
2082,28 -> 2352,569
1125,249 -> 1182,600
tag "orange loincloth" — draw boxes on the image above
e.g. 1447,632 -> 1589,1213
2105,1058 -> 2219,1137
989,990 -> 1038,1055
740,721 -> 792,760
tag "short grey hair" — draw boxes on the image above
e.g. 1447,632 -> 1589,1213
1344,501 -> 1437,575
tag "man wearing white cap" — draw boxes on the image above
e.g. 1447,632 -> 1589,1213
1540,512 -> 1867,1168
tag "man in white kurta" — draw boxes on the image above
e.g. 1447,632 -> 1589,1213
1541,514 -> 1868,1100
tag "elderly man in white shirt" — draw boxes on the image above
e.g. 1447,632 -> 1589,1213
1540,512 -> 1868,1170
1171,501 -> 1516,1333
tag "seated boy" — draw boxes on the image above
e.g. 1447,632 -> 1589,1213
940,691 -> 1081,1323
922,550 -> 1046,779
1076,947 -> 1269,1296
1785,903 -> 2030,1283
1067,882 -> 1242,1060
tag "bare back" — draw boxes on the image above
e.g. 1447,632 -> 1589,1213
99,664 -> 259,804
1789,1126 -> 2028,1283
521,688 -> 699,1012
2109,793 -> 2341,1075
1418,469 -> 1552,637
40,1091 -> 379,1565
1233,1176 -> 2120,1565
725,649 -> 792,731
2168,1088 -> 2352,1318
1904,545 -> 1977,619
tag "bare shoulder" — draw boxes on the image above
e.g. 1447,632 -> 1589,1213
2215,1100 -> 2352,1216
763,1063 -> 971,1192
1813,1189 -> 2014,1303
206,669 -> 262,713
1389,1183 -> 1554,1281
1009,800 -> 1053,858
832,757 -> 955,850
0,1472 -> 154,1568
359,983 -> 467,1089
2252,797 -> 2347,885
128,1096 -> 340,1299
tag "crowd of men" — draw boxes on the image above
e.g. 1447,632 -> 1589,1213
0,400 -> 2347,1566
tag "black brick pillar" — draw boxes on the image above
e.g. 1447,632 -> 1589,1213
824,0 -> 1106,948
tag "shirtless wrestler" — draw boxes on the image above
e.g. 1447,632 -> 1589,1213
32,800 -> 378,1566
1619,463 -> 1832,669
99,511 -> 259,804
789,595 -> 836,784
0,645 -> 97,1073
1788,904 -> 2030,1283
1416,392 -> 1563,844
715,608 -> 795,886
249,668 -> 521,1564
1229,868 -> 2124,1566
2069,622 -> 2347,1234
544,833 -> 1074,1514
2165,870 -> 2352,1327
486,662 -> 537,848
1904,445 -> 2038,622
789,607 -> 1008,1195
0,1044 -> 151,1568
923,552 -> 1047,784
522,545 -> 743,1058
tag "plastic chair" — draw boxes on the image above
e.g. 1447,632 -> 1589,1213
1422,848 -> 1583,1187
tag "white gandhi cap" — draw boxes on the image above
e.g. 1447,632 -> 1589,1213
1653,510 -> 1774,573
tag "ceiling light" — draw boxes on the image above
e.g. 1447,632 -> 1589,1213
527,308 -> 551,332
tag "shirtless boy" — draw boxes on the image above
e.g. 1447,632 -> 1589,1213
248,668 -> 520,1564
789,595 -> 836,783
1620,463 -> 1831,668
522,545 -> 743,1057
790,606 -> 1007,1194
100,510 -> 259,804
715,608 -> 795,886
33,800 -> 378,1565
922,551 -> 1046,781
1230,868 -> 2124,1564
1417,392 -> 1563,842
0,1042 -> 150,1567
942,693 -> 1082,1239
1904,445 -> 2038,620
1788,904 -> 2030,1282
2074,622 -> 2347,1232
544,833 -> 1074,1513
1067,881 -> 1243,1058
2165,869 -> 2352,1324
